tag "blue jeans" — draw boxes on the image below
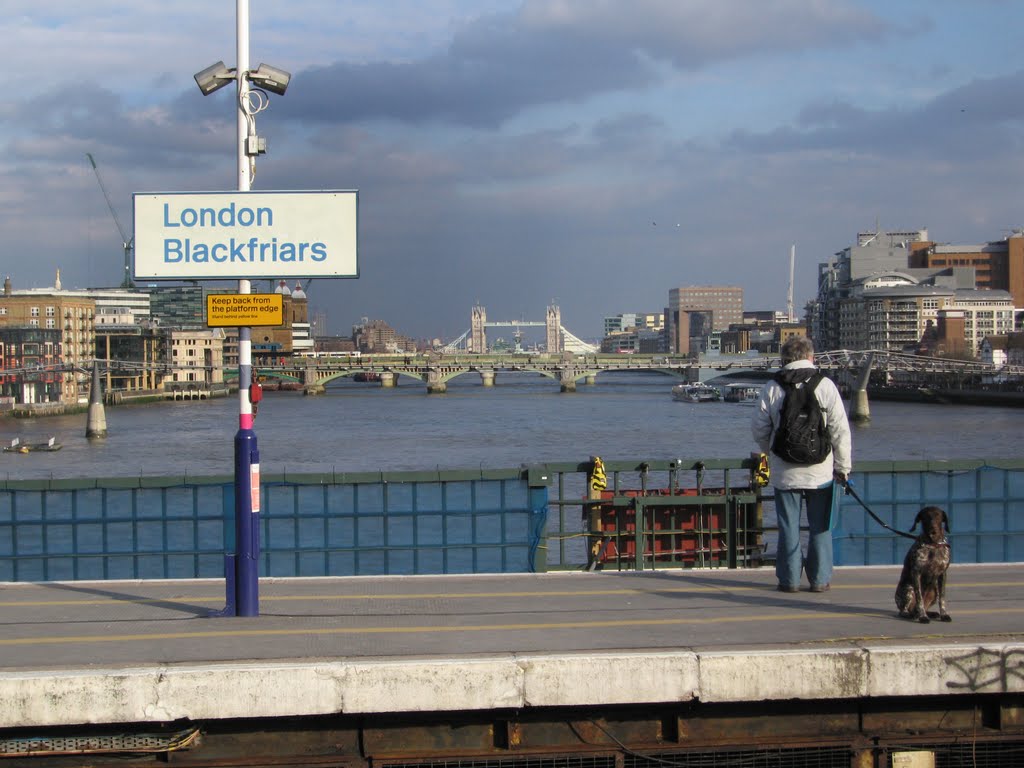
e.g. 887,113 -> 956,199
774,484 -> 836,588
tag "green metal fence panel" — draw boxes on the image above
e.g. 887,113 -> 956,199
538,458 -> 765,571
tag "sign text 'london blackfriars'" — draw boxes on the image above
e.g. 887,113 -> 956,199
133,191 -> 358,280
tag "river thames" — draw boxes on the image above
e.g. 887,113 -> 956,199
0,371 -> 1019,480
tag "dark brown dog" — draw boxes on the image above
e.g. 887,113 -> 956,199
895,506 -> 951,623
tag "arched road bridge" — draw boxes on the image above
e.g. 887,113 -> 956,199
257,349 -> 1023,396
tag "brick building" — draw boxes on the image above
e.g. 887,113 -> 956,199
0,275 -> 96,404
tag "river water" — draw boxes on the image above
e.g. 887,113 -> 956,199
0,371 -> 1018,481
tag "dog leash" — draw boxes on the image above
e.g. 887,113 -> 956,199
840,479 -> 918,541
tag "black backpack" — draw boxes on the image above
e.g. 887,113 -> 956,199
771,371 -> 831,465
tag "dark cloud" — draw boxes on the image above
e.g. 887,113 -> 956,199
725,70 -> 1024,161
7,83 -> 234,173
285,36 -> 646,128
281,1 -> 889,127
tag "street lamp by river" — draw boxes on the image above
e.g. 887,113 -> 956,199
193,0 -> 290,617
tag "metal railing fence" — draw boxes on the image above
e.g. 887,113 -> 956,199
537,458 -> 764,571
0,459 -> 1021,581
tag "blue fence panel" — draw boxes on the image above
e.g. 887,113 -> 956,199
0,480 -> 231,582
251,473 -> 542,577
0,469 -> 549,582
833,461 -> 1024,567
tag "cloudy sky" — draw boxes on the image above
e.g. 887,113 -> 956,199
4,1 -> 1023,343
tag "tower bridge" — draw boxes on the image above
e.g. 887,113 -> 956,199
442,304 -> 598,354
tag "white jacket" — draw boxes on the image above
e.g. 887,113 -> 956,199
751,359 -> 852,490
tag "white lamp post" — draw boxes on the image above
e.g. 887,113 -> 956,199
193,0 -> 291,617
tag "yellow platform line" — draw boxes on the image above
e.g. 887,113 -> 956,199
1,607 -> 1021,648
1,581 -> 1021,608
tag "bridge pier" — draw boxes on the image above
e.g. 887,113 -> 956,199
480,370 -> 495,387
380,372 -> 397,388
559,368 -> 577,393
426,368 -> 447,394
302,361 -> 324,396
849,389 -> 870,423
584,373 -> 597,386
849,352 -> 873,423
85,361 -> 107,439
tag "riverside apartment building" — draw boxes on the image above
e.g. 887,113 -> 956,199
812,229 -> 1021,355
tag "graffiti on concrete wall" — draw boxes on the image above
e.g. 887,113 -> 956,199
945,647 -> 1024,691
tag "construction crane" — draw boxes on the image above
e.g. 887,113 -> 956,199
85,153 -> 133,289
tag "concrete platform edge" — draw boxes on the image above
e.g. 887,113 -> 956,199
3,642 -> 1022,729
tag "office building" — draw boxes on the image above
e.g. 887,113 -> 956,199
666,286 -> 743,355
165,328 -> 226,388
908,232 -> 1024,305
148,285 -> 207,329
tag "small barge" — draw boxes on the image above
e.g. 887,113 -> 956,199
4,437 -> 62,453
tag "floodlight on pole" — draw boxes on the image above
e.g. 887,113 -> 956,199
193,61 -> 236,96
194,61 -> 291,98
249,63 -> 291,95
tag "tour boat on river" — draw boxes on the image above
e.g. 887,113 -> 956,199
722,384 -> 761,404
671,383 -> 722,403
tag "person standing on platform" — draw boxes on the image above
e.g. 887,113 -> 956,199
751,335 -> 852,593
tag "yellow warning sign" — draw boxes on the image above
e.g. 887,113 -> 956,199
207,293 -> 283,327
